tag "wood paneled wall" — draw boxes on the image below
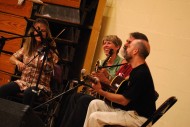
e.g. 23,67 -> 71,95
42,0 -> 81,8
0,0 -> 33,85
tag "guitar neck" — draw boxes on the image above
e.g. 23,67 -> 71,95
102,53 -> 112,67
97,49 -> 113,71
83,74 -> 124,93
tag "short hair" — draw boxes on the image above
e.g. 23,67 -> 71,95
136,40 -> 150,59
102,35 -> 122,47
130,32 -> 149,42
102,35 -> 122,53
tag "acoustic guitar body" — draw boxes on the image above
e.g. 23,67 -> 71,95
104,76 -> 129,108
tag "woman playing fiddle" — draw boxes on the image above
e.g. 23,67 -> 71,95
0,18 -> 58,106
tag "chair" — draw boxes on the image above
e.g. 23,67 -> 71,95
7,64 -> 65,126
105,96 -> 177,127
141,96 -> 177,127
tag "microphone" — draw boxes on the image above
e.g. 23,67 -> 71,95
81,68 -> 86,76
30,32 -> 42,38
72,80 -> 92,88
37,27 -> 43,40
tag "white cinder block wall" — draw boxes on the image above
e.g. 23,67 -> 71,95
93,0 -> 190,126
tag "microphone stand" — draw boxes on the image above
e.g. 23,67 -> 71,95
31,28 -> 66,96
29,26 -> 67,109
32,44 -> 50,95
0,34 -> 40,54
33,81 -> 84,110
32,80 -> 89,126
98,63 -> 128,69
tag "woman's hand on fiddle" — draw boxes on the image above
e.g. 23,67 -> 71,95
16,61 -> 26,71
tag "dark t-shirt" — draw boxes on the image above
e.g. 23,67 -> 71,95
117,63 -> 156,118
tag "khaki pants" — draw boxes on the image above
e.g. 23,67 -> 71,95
84,99 -> 149,127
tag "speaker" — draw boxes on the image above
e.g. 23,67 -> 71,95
0,98 -> 45,127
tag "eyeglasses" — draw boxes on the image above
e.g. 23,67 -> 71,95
126,40 -> 132,44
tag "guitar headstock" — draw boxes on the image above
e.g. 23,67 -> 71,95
102,49 -> 114,67
109,49 -> 114,56
95,60 -> 100,72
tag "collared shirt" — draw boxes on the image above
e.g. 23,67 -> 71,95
100,55 -> 124,80
13,47 -> 53,91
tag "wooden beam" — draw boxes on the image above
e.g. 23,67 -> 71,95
82,0 -> 106,74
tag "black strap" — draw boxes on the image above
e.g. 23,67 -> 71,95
99,63 -> 128,69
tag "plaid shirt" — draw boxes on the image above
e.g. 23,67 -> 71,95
14,47 -> 53,91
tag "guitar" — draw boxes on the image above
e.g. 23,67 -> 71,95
93,49 -> 114,98
83,74 -> 129,108
104,76 -> 129,108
